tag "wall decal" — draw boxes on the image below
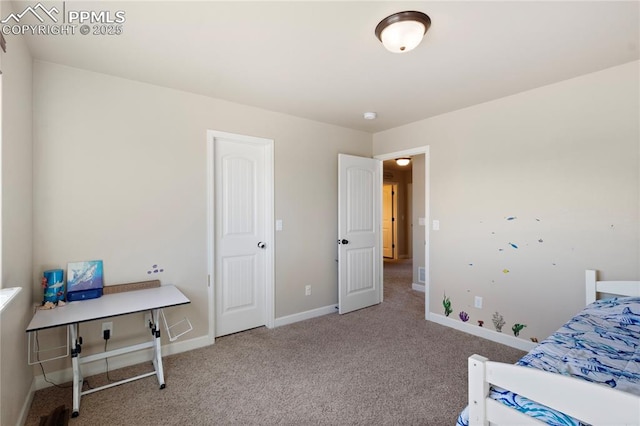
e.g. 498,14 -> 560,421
459,311 -> 469,322
443,294 -> 453,317
530,337 -> 539,343
147,264 -> 165,275
492,312 -> 505,332
538,239 -> 543,243
506,216 -> 517,221
502,268 -> 510,274
512,323 -> 527,337
508,242 -> 518,249
477,320 -> 484,327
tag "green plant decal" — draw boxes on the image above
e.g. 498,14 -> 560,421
443,294 -> 453,317
512,323 -> 527,337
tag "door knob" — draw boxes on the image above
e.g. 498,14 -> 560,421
338,239 -> 349,245
257,242 -> 267,249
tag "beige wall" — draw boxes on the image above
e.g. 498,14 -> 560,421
374,61 -> 640,340
1,1 -> 35,423
32,61 -> 371,367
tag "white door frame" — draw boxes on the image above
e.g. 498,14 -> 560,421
374,146 -> 430,320
206,130 -> 275,344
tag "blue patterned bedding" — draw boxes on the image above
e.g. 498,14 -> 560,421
457,297 -> 640,426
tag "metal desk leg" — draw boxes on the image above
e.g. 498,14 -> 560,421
69,323 -> 83,417
152,309 -> 166,389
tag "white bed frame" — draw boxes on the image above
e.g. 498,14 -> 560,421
467,270 -> 640,425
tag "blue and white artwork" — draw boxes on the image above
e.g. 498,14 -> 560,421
67,260 -> 104,292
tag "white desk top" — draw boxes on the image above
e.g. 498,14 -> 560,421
26,285 -> 190,332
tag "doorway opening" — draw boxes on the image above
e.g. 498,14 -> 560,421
376,147 -> 430,320
382,159 -> 414,303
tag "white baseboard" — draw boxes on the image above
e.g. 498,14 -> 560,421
429,313 -> 536,352
34,334 -> 211,391
274,304 -> 338,328
18,379 -> 35,426
412,283 -> 425,293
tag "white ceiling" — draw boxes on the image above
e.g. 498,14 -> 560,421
13,1 -> 640,132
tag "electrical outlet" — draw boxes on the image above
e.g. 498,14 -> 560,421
305,285 -> 311,296
474,296 -> 483,309
102,321 -> 113,338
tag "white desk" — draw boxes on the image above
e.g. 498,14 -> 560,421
26,285 -> 190,417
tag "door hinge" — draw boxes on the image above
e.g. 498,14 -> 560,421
392,217 -> 395,222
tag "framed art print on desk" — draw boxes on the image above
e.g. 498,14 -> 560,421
66,260 -> 104,301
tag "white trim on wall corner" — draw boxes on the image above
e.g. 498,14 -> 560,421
429,313 -> 536,352
18,379 -> 36,426
274,304 -> 338,328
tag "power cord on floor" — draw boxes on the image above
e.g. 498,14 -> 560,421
35,331 -> 93,389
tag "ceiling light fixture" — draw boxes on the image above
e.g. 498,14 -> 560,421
396,158 -> 411,166
375,11 -> 431,53
363,112 -> 377,120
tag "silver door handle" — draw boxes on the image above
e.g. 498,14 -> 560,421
257,242 -> 267,249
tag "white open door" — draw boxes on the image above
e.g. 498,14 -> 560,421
338,154 -> 382,314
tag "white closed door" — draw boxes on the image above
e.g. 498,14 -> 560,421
338,154 -> 382,314
214,135 -> 269,337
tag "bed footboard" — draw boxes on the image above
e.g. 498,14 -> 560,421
467,354 -> 640,425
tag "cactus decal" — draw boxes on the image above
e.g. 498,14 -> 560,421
443,294 -> 453,317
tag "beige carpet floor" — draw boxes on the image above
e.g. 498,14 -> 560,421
25,260 -> 524,425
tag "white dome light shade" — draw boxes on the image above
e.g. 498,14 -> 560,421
380,20 -> 425,53
396,158 -> 411,166
375,11 -> 431,53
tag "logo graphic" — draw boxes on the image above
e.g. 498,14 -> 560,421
1,2 -> 125,37
1,2 -> 59,24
